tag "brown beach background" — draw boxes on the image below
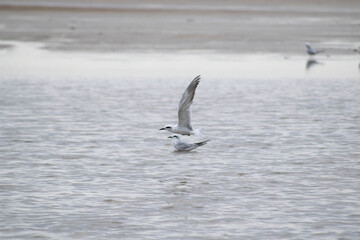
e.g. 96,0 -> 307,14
1,0 -> 359,54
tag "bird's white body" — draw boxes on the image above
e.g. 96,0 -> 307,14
166,125 -> 195,136
169,135 -> 209,151
160,75 -> 201,136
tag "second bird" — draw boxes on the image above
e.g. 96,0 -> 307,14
305,42 -> 324,55
168,135 -> 209,151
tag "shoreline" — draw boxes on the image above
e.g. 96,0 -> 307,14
1,40 -> 359,81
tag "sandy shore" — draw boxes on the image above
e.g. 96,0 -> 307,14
0,0 -> 359,54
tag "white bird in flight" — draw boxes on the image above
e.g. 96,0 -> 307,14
305,42 -> 324,55
168,135 -> 209,151
160,75 -> 201,136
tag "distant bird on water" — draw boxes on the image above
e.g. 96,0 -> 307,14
168,135 -> 209,151
305,42 -> 324,55
160,75 -> 201,136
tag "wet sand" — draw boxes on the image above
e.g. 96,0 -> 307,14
0,0 -> 359,54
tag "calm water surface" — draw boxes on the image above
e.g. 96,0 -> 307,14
1,42 -> 360,239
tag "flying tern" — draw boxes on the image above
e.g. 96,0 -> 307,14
160,75 -> 201,136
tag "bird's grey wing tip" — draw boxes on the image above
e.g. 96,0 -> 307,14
192,75 -> 201,84
195,139 -> 210,146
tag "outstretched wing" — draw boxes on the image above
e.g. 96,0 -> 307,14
177,75 -> 200,129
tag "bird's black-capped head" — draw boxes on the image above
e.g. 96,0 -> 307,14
160,125 -> 172,131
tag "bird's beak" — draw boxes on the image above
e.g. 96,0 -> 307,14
159,128 -> 165,131
168,136 -> 173,138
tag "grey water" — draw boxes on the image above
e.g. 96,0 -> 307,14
1,42 -> 360,240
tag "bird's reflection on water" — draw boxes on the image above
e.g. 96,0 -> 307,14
306,58 -> 323,71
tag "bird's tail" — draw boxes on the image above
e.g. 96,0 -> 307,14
195,139 -> 210,147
